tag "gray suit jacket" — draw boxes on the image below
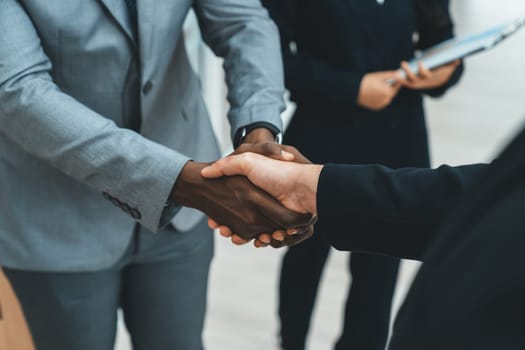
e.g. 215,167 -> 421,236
0,0 -> 285,271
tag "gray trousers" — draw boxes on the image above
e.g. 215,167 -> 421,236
3,219 -> 213,350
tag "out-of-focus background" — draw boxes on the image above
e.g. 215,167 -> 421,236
114,1 -> 525,349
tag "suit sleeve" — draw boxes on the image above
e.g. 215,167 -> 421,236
193,0 -> 286,141
261,0 -> 364,107
317,163 -> 488,260
415,0 -> 464,97
0,0 -> 187,232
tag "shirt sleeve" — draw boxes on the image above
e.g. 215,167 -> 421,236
317,163 -> 488,260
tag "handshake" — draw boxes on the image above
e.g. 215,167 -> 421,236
171,138 -> 323,248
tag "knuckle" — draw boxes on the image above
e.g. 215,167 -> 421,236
236,144 -> 248,154
287,145 -> 298,154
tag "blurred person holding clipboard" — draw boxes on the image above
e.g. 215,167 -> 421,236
260,0 -> 463,349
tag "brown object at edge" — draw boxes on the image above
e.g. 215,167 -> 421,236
0,268 -> 34,350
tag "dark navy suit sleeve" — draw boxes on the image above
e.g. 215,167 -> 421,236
415,0 -> 464,97
261,0 -> 365,106
317,163 -> 488,260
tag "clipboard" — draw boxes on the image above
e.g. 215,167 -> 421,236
391,16 -> 525,82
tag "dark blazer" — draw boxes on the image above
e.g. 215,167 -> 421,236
262,0 -> 463,167
317,127 -> 525,348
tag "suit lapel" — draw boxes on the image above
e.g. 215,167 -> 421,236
98,0 -> 136,43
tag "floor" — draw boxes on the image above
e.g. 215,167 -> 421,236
116,1 -> 525,349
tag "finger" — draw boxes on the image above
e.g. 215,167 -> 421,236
284,226 -> 314,247
258,233 -> 272,244
437,60 -> 460,74
388,77 -> 402,89
285,215 -> 318,236
201,154 -> 247,178
272,230 -> 286,241
390,82 -> 402,97
208,217 -> 220,230
269,239 -> 286,249
231,234 -> 250,246
287,226 -> 309,237
257,195 -> 314,229
401,61 -> 418,82
287,228 -> 299,236
393,69 -> 407,84
202,153 -> 266,179
219,225 -> 233,238
417,62 -> 432,79
241,177 -> 315,227
447,59 -> 461,68
280,145 -> 311,164
375,70 -> 401,80
234,143 -> 294,161
254,239 -> 269,248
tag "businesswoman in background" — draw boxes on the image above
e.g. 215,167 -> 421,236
260,1 -> 463,349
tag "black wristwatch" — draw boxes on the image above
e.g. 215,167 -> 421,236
233,122 -> 283,148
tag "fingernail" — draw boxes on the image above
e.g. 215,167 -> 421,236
287,229 -> 299,236
259,234 -> 270,243
274,232 -> 285,241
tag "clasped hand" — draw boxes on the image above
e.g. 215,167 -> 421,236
171,128 -> 318,248
357,60 -> 460,111
201,143 -> 323,248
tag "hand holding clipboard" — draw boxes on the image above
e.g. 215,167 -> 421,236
388,16 -> 525,85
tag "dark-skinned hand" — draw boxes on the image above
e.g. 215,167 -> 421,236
171,161 -> 314,241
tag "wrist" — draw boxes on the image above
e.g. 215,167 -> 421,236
291,164 -> 323,214
243,127 -> 275,144
170,161 -> 208,208
304,164 -> 323,214
234,123 -> 282,148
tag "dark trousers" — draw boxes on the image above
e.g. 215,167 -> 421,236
3,219 -> 213,350
279,232 -> 399,350
279,107 -> 429,349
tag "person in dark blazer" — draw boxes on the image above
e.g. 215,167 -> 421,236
260,0 -> 463,348
201,123 -> 525,350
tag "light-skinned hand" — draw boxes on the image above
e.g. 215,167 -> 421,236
206,141 -> 315,247
202,152 -> 322,247
399,60 -> 460,90
357,70 -> 403,111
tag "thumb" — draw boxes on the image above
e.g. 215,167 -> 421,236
234,143 -> 294,161
201,153 -> 258,178
375,70 -> 402,80
201,157 -> 240,178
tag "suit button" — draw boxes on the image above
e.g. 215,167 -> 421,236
130,208 -> 142,220
110,198 -> 121,207
121,203 -> 132,214
142,81 -> 153,95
